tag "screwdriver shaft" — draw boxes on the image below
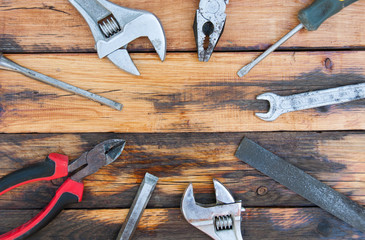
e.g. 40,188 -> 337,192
0,54 -> 123,111
237,23 -> 304,78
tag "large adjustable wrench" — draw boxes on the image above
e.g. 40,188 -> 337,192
69,0 -> 166,76
256,82 -> 365,121
181,179 -> 244,240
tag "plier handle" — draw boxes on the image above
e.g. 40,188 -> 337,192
0,139 -> 125,240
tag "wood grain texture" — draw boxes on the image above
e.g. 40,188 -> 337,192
1,52 -> 365,133
0,132 -> 364,209
0,208 -> 363,239
0,0 -> 364,53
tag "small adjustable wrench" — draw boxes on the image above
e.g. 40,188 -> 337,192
181,179 -> 244,240
69,0 -> 166,76
256,83 -> 365,121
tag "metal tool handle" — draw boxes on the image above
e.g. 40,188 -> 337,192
0,54 -> 122,111
278,83 -> 365,113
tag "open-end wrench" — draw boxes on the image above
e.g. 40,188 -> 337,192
69,0 -> 166,76
0,53 -> 122,111
256,82 -> 365,121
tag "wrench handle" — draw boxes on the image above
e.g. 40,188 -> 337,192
279,83 -> 365,113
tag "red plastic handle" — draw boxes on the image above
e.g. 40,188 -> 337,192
0,179 -> 84,240
0,153 -> 69,196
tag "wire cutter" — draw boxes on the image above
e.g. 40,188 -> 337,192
0,139 -> 126,240
194,0 -> 229,62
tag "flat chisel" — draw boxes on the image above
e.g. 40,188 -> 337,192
235,137 -> 365,232
117,173 -> 158,240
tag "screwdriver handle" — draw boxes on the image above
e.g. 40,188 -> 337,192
298,0 -> 358,31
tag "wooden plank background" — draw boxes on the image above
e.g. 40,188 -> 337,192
0,0 -> 364,239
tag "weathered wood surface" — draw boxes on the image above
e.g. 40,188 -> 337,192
1,52 -> 365,133
1,0 -> 364,53
1,208 -> 363,239
0,132 -> 364,210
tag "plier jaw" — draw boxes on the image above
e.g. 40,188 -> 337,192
69,139 -> 126,182
194,0 -> 229,62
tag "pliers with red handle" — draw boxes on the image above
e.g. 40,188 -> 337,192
0,139 -> 126,240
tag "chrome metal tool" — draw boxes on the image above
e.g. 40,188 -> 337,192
256,82 -> 365,121
181,179 -> 244,240
117,173 -> 158,240
0,53 -> 122,111
194,0 -> 229,62
235,137 -> 365,233
69,0 -> 166,76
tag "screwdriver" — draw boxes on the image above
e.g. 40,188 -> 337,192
237,0 -> 359,78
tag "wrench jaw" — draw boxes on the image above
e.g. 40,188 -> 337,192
107,48 -> 141,76
181,181 -> 244,240
256,93 -> 283,122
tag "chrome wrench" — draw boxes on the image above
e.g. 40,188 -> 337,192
181,179 -> 244,240
0,53 -> 122,111
256,82 -> 365,121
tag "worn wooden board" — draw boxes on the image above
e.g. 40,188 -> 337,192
0,132 -> 364,209
1,52 -> 365,133
1,0 -> 364,53
1,208 -> 363,239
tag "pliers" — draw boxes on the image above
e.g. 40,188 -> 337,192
0,139 -> 126,240
194,0 -> 229,62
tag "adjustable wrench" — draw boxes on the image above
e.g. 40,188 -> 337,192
69,0 -> 166,76
256,82 -> 365,121
181,179 -> 244,240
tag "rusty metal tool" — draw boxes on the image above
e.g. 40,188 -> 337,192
235,137 -> 365,232
0,53 -> 122,111
69,0 -> 166,76
117,173 -> 158,240
237,0 -> 358,77
194,0 -> 229,62
0,139 -> 126,240
255,82 -> 365,121
181,179 -> 245,240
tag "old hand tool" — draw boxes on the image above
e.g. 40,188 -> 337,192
256,82 -> 365,121
181,179 -> 244,240
237,0 -> 358,77
69,0 -> 166,76
235,137 -> 365,232
0,53 -> 122,111
117,173 -> 158,240
0,139 -> 126,240
194,0 -> 228,62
